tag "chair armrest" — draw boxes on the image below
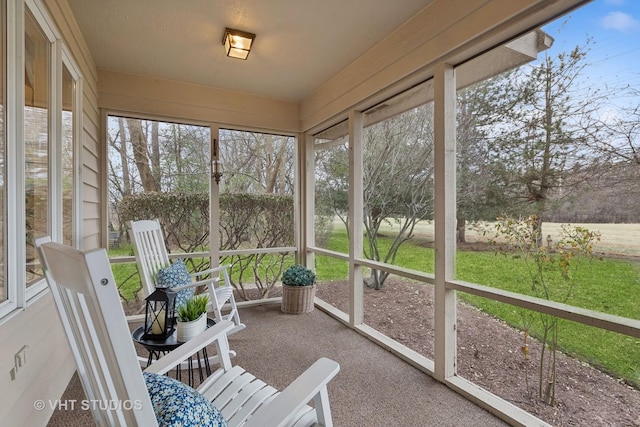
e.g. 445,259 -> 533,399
143,320 -> 234,376
191,268 -> 218,279
172,277 -> 217,292
173,265 -> 231,292
191,265 -> 230,279
243,357 -> 340,427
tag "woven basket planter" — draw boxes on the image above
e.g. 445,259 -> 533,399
281,284 -> 316,314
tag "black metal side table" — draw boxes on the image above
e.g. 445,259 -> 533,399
132,318 -> 215,387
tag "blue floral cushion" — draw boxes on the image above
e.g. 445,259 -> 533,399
156,259 -> 194,310
144,372 -> 227,427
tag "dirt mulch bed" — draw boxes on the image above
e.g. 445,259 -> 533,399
316,279 -> 640,427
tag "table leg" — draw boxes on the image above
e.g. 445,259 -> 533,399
203,348 -> 211,376
146,352 -> 154,367
187,357 -> 194,386
141,344 -> 210,388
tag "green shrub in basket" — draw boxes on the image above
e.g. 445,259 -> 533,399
281,264 -> 316,286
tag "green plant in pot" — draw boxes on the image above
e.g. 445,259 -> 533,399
176,294 -> 209,341
281,264 -> 316,314
282,264 -> 316,286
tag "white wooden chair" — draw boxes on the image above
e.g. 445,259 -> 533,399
35,237 -> 340,427
128,219 -> 245,335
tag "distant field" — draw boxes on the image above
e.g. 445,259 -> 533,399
379,221 -> 640,258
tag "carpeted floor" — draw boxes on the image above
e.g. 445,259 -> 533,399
48,303 -> 509,426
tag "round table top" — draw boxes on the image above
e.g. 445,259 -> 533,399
132,318 -> 215,351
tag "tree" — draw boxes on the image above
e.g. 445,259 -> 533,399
107,118 -> 131,233
220,130 -> 294,195
160,124 -> 209,193
362,104 -> 435,289
492,215 -> 600,404
490,43 -> 603,244
216,129 -> 296,299
591,87 -> 640,166
127,118 -> 160,192
107,118 -> 211,235
313,140 -> 349,247
587,88 -> 640,217
312,104 -> 434,289
456,72 -> 521,242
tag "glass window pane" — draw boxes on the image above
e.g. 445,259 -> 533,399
453,3 -> 640,423
107,116 -> 211,306
219,129 -> 295,196
456,293 -> 640,426
24,9 -> 49,287
62,64 -> 74,246
362,80 -> 435,278
314,254 -> 350,316
313,121 -> 349,253
218,129 -> 295,300
454,1 -> 640,318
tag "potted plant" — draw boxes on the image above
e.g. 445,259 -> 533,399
280,264 -> 316,314
176,294 -> 209,341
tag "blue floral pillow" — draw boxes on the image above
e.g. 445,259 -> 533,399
143,372 -> 227,427
156,259 -> 194,310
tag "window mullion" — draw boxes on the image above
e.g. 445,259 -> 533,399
62,47 -> 83,248
2,0 -> 26,314
49,39 -> 61,243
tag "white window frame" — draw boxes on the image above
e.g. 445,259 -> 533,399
60,46 -> 83,249
0,0 -> 82,321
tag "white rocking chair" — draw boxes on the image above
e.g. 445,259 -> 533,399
128,219 -> 245,335
36,238 -> 339,427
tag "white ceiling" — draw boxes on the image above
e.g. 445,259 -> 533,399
66,0 -> 434,102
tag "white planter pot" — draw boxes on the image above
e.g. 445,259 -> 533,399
176,313 -> 207,342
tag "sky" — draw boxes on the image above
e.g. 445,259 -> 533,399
541,0 -> 640,99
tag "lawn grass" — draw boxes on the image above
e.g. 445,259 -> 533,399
319,230 -> 640,387
112,244 -> 300,300
316,228 -> 436,274
110,230 -> 640,386
456,250 -> 640,387
109,244 -> 141,301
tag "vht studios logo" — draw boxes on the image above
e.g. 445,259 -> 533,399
34,399 -> 143,411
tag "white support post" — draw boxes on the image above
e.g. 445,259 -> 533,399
433,63 -> 457,382
302,132 -> 315,268
348,111 -> 364,326
210,125 -> 221,268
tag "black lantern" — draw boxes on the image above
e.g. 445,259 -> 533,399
143,287 -> 177,340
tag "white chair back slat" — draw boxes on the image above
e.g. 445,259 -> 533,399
75,292 -> 126,426
36,237 -> 111,426
36,239 -> 157,426
130,219 -> 171,295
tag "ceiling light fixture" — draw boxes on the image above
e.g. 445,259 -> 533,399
222,27 -> 256,60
